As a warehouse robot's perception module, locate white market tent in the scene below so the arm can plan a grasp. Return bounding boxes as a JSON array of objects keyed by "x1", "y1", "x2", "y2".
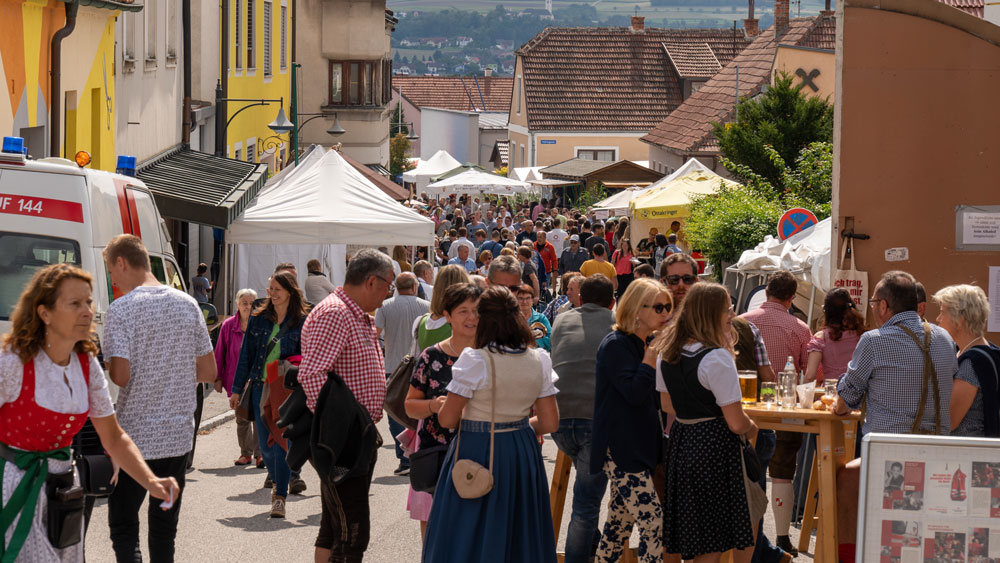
[
  {"x1": 402, "y1": 149, "x2": 461, "y2": 191},
  {"x1": 511, "y1": 166, "x2": 543, "y2": 182},
  {"x1": 426, "y1": 169, "x2": 531, "y2": 196},
  {"x1": 227, "y1": 145, "x2": 434, "y2": 294}
]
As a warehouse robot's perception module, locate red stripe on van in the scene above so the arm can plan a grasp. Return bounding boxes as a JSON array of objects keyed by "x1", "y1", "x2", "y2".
[
  {"x1": 125, "y1": 190, "x2": 142, "y2": 238},
  {"x1": 113, "y1": 181, "x2": 132, "y2": 234},
  {"x1": 0, "y1": 193, "x2": 83, "y2": 222}
]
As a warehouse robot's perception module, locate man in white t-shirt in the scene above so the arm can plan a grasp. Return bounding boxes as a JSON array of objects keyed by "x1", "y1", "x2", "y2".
[
  {"x1": 548, "y1": 222, "x2": 569, "y2": 253},
  {"x1": 103, "y1": 234, "x2": 216, "y2": 562}
]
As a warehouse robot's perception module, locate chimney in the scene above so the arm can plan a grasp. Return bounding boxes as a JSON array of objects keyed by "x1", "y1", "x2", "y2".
[
  {"x1": 744, "y1": 0, "x2": 759, "y2": 37},
  {"x1": 775, "y1": 0, "x2": 789, "y2": 34},
  {"x1": 485, "y1": 68, "x2": 492, "y2": 77},
  {"x1": 630, "y1": 15, "x2": 645, "y2": 33}
]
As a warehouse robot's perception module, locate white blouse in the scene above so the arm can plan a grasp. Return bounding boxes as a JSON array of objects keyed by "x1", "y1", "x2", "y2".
[
  {"x1": 0, "y1": 349, "x2": 115, "y2": 418},
  {"x1": 655, "y1": 343, "x2": 742, "y2": 407},
  {"x1": 447, "y1": 347, "x2": 559, "y2": 399}
]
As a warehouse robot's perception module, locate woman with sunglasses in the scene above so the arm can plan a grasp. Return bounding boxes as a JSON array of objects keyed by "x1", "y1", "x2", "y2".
[{"x1": 591, "y1": 278, "x2": 673, "y2": 563}]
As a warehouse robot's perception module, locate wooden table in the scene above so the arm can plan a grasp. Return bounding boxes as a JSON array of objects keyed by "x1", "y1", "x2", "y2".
[{"x1": 744, "y1": 404, "x2": 861, "y2": 563}]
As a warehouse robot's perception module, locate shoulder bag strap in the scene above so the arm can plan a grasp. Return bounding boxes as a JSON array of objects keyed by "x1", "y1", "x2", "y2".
[
  {"x1": 899, "y1": 322, "x2": 941, "y2": 434},
  {"x1": 265, "y1": 321, "x2": 290, "y2": 359},
  {"x1": 486, "y1": 351, "x2": 497, "y2": 475}
]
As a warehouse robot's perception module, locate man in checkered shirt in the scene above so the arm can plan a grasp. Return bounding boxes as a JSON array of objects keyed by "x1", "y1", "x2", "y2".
[
  {"x1": 297, "y1": 249, "x2": 394, "y2": 563},
  {"x1": 832, "y1": 270, "x2": 957, "y2": 563}
]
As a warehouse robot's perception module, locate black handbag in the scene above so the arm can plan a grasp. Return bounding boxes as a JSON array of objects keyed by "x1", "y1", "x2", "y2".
[
  {"x1": 385, "y1": 354, "x2": 418, "y2": 431},
  {"x1": 409, "y1": 444, "x2": 448, "y2": 494},
  {"x1": 45, "y1": 466, "x2": 85, "y2": 549},
  {"x1": 741, "y1": 438, "x2": 763, "y2": 483},
  {"x1": 76, "y1": 454, "x2": 115, "y2": 497}
]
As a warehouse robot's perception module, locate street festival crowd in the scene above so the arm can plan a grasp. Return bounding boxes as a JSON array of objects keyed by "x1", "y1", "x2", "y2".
[{"x1": 1, "y1": 193, "x2": 999, "y2": 563}]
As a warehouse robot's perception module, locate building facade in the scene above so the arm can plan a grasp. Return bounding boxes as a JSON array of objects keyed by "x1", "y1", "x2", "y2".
[
  {"x1": 0, "y1": 0, "x2": 136, "y2": 169},
  {"x1": 296, "y1": 0, "x2": 395, "y2": 167}
]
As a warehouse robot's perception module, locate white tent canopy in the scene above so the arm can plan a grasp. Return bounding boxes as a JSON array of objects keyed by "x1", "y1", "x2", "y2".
[
  {"x1": 227, "y1": 145, "x2": 434, "y2": 246},
  {"x1": 511, "y1": 166, "x2": 543, "y2": 182},
  {"x1": 734, "y1": 217, "x2": 833, "y2": 292},
  {"x1": 593, "y1": 158, "x2": 713, "y2": 219},
  {"x1": 426, "y1": 169, "x2": 531, "y2": 196},
  {"x1": 402, "y1": 149, "x2": 461, "y2": 191}
]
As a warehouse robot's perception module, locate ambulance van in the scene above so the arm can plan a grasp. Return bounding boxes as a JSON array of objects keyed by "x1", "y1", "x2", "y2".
[{"x1": 0, "y1": 136, "x2": 186, "y2": 350}]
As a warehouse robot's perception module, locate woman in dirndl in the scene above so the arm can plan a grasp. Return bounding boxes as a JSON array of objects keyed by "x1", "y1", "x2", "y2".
[
  {"x1": 654, "y1": 282, "x2": 762, "y2": 562},
  {"x1": 421, "y1": 286, "x2": 560, "y2": 563},
  {"x1": 1, "y1": 264, "x2": 176, "y2": 562}
]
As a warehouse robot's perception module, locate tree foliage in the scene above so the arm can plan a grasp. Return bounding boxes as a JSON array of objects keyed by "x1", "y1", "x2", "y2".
[
  {"x1": 389, "y1": 133, "x2": 412, "y2": 177},
  {"x1": 712, "y1": 72, "x2": 833, "y2": 188},
  {"x1": 390, "y1": 103, "x2": 409, "y2": 137}
]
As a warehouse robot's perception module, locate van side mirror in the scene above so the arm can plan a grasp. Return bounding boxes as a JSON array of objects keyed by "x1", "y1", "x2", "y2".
[{"x1": 199, "y1": 303, "x2": 219, "y2": 327}]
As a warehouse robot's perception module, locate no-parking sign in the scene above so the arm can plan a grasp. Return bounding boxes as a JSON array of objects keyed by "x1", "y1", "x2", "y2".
[{"x1": 777, "y1": 208, "x2": 819, "y2": 241}]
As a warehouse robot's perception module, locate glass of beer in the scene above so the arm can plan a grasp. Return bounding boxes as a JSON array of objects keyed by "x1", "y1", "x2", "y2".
[{"x1": 738, "y1": 371, "x2": 757, "y2": 404}]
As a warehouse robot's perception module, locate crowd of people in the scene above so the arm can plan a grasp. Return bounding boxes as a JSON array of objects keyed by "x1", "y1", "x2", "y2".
[{"x1": 1, "y1": 192, "x2": 998, "y2": 563}]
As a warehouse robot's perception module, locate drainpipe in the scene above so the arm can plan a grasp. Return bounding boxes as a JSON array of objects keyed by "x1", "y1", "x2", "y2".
[
  {"x1": 182, "y1": 0, "x2": 192, "y2": 146},
  {"x1": 50, "y1": 1, "x2": 78, "y2": 157},
  {"x1": 217, "y1": 0, "x2": 229, "y2": 156}
]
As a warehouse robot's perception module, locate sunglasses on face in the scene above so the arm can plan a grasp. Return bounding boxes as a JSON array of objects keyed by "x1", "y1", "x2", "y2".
[
  {"x1": 664, "y1": 274, "x2": 698, "y2": 286},
  {"x1": 643, "y1": 303, "x2": 672, "y2": 314}
]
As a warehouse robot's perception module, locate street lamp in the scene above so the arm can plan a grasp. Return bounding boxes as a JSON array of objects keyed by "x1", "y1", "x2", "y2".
[
  {"x1": 258, "y1": 113, "x2": 345, "y2": 165},
  {"x1": 213, "y1": 80, "x2": 293, "y2": 157}
]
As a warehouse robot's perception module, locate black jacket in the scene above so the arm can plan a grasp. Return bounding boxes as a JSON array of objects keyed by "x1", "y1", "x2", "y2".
[{"x1": 278, "y1": 370, "x2": 378, "y2": 483}]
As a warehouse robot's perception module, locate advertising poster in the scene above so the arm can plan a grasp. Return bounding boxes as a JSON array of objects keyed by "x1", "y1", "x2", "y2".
[
  {"x1": 926, "y1": 462, "x2": 969, "y2": 516},
  {"x1": 971, "y1": 462, "x2": 1000, "y2": 518},
  {"x1": 922, "y1": 522, "x2": 965, "y2": 563},
  {"x1": 967, "y1": 527, "x2": 1000, "y2": 563},
  {"x1": 885, "y1": 461, "x2": 927, "y2": 511},
  {"x1": 882, "y1": 520, "x2": 922, "y2": 563}
]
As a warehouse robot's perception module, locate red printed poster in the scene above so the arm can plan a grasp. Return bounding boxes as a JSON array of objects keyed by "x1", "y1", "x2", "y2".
[
  {"x1": 967, "y1": 527, "x2": 1000, "y2": 563},
  {"x1": 884, "y1": 460, "x2": 926, "y2": 511},
  {"x1": 927, "y1": 462, "x2": 969, "y2": 516},
  {"x1": 971, "y1": 462, "x2": 1000, "y2": 518},
  {"x1": 881, "y1": 520, "x2": 922, "y2": 563},
  {"x1": 922, "y1": 522, "x2": 965, "y2": 562}
]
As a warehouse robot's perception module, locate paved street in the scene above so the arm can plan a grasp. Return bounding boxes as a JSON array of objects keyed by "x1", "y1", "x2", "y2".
[{"x1": 84, "y1": 399, "x2": 810, "y2": 562}]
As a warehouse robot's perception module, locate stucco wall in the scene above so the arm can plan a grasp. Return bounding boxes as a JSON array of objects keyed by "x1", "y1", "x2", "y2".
[
  {"x1": 773, "y1": 45, "x2": 835, "y2": 102},
  {"x1": 834, "y1": 0, "x2": 1000, "y2": 336},
  {"x1": 419, "y1": 107, "x2": 477, "y2": 162}
]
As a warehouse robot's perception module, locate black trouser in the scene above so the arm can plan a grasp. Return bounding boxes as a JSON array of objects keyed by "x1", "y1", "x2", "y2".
[
  {"x1": 315, "y1": 449, "x2": 378, "y2": 562},
  {"x1": 188, "y1": 384, "x2": 205, "y2": 468},
  {"x1": 108, "y1": 453, "x2": 188, "y2": 563}
]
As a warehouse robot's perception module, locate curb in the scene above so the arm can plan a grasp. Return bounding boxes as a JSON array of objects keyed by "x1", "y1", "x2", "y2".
[{"x1": 199, "y1": 409, "x2": 235, "y2": 432}]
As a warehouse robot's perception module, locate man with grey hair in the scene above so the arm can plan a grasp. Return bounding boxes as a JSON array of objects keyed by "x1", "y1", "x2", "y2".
[
  {"x1": 487, "y1": 254, "x2": 523, "y2": 289},
  {"x1": 375, "y1": 273, "x2": 429, "y2": 475},
  {"x1": 297, "y1": 248, "x2": 394, "y2": 562},
  {"x1": 412, "y1": 260, "x2": 435, "y2": 301}
]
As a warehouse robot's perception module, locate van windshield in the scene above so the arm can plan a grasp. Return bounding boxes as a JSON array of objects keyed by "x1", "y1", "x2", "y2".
[{"x1": 0, "y1": 233, "x2": 81, "y2": 320}]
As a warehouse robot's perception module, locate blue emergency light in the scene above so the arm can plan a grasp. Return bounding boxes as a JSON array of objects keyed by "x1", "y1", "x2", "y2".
[
  {"x1": 2, "y1": 136, "x2": 24, "y2": 154},
  {"x1": 116, "y1": 155, "x2": 137, "y2": 176}
]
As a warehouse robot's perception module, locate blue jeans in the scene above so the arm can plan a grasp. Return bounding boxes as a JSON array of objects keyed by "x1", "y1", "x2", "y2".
[
  {"x1": 251, "y1": 381, "x2": 290, "y2": 498},
  {"x1": 550, "y1": 418, "x2": 608, "y2": 563},
  {"x1": 752, "y1": 429, "x2": 786, "y2": 563}
]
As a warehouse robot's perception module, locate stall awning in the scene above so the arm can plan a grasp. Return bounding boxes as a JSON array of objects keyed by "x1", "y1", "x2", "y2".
[{"x1": 137, "y1": 147, "x2": 268, "y2": 229}]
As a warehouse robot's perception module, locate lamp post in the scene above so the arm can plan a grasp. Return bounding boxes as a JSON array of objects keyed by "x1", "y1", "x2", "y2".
[
  {"x1": 258, "y1": 114, "x2": 344, "y2": 163},
  {"x1": 213, "y1": 80, "x2": 292, "y2": 157},
  {"x1": 288, "y1": 62, "x2": 346, "y2": 165}
]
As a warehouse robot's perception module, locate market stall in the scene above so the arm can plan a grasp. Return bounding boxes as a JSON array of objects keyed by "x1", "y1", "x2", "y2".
[
  {"x1": 401, "y1": 149, "x2": 461, "y2": 192},
  {"x1": 426, "y1": 169, "x2": 532, "y2": 196},
  {"x1": 628, "y1": 168, "x2": 739, "y2": 245}
]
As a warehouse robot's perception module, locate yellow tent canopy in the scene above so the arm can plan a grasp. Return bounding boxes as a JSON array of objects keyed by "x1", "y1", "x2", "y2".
[{"x1": 629, "y1": 169, "x2": 740, "y2": 221}]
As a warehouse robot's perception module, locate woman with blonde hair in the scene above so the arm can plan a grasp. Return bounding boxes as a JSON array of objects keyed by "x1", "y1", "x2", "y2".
[
  {"x1": 933, "y1": 284, "x2": 999, "y2": 437},
  {"x1": 478, "y1": 249, "x2": 493, "y2": 277},
  {"x1": 655, "y1": 282, "x2": 760, "y2": 562},
  {"x1": 591, "y1": 277, "x2": 673, "y2": 562},
  {"x1": 393, "y1": 246, "x2": 412, "y2": 273},
  {"x1": 1, "y1": 264, "x2": 177, "y2": 561},
  {"x1": 414, "y1": 265, "x2": 472, "y2": 352}
]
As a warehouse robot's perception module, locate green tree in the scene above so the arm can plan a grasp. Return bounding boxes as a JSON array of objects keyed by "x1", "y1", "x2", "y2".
[
  {"x1": 712, "y1": 72, "x2": 833, "y2": 188},
  {"x1": 389, "y1": 133, "x2": 411, "y2": 177},
  {"x1": 390, "y1": 103, "x2": 409, "y2": 137}
]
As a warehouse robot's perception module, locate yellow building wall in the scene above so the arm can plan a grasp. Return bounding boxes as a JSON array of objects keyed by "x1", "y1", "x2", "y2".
[
  {"x1": 772, "y1": 46, "x2": 836, "y2": 102},
  {"x1": 226, "y1": 0, "x2": 292, "y2": 165},
  {"x1": 533, "y1": 134, "x2": 649, "y2": 168},
  {"x1": 0, "y1": 1, "x2": 116, "y2": 169}
]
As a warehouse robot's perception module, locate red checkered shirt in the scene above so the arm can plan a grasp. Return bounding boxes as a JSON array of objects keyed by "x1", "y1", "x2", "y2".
[
  {"x1": 739, "y1": 302, "x2": 811, "y2": 373},
  {"x1": 298, "y1": 287, "x2": 385, "y2": 421}
]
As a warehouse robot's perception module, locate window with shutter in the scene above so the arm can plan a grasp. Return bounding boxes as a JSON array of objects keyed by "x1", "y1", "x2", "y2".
[
  {"x1": 263, "y1": 1, "x2": 271, "y2": 76},
  {"x1": 279, "y1": 5, "x2": 287, "y2": 69},
  {"x1": 235, "y1": 0, "x2": 242, "y2": 69},
  {"x1": 247, "y1": 0, "x2": 255, "y2": 69}
]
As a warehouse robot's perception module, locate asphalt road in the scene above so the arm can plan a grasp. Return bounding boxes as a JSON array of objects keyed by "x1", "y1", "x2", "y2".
[{"x1": 83, "y1": 406, "x2": 810, "y2": 562}]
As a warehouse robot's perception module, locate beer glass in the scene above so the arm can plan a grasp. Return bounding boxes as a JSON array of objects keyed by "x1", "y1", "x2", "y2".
[{"x1": 738, "y1": 371, "x2": 757, "y2": 404}]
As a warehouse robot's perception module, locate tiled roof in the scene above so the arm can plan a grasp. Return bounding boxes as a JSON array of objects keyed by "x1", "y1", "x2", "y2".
[
  {"x1": 492, "y1": 140, "x2": 509, "y2": 166},
  {"x1": 516, "y1": 26, "x2": 751, "y2": 131},
  {"x1": 936, "y1": 0, "x2": 984, "y2": 18},
  {"x1": 664, "y1": 41, "x2": 722, "y2": 79},
  {"x1": 392, "y1": 76, "x2": 513, "y2": 112},
  {"x1": 539, "y1": 158, "x2": 657, "y2": 179},
  {"x1": 799, "y1": 12, "x2": 837, "y2": 50},
  {"x1": 641, "y1": 18, "x2": 827, "y2": 154}
]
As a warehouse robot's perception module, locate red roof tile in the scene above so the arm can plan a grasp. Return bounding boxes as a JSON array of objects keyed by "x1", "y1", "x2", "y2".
[
  {"x1": 664, "y1": 41, "x2": 722, "y2": 79},
  {"x1": 799, "y1": 12, "x2": 836, "y2": 50},
  {"x1": 516, "y1": 26, "x2": 751, "y2": 131},
  {"x1": 641, "y1": 17, "x2": 829, "y2": 155},
  {"x1": 936, "y1": 0, "x2": 984, "y2": 18},
  {"x1": 392, "y1": 76, "x2": 513, "y2": 112}
]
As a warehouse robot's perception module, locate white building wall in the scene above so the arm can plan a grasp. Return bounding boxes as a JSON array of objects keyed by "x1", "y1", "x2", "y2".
[
  {"x1": 115, "y1": 0, "x2": 183, "y2": 161},
  {"x1": 420, "y1": 107, "x2": 477, "y2": 162}
]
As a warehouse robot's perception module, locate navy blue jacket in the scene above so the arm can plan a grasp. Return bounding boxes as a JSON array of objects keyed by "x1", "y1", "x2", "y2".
[
  {"x1": 590, "y1": 330, "x2": 661, "y2": 475},
  {"x1": 232, "y1": 314, "x2": 304, "y2": 395}
]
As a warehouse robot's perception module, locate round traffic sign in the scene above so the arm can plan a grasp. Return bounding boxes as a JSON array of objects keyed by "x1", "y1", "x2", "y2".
[{"x1": 777, "y1": 208, "x2": 819, "y2": 241}]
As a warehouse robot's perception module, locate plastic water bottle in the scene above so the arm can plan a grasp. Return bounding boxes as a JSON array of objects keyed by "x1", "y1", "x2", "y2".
[{"x1": 780, "y1": 356, "x2": 797, "y2": 408}]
